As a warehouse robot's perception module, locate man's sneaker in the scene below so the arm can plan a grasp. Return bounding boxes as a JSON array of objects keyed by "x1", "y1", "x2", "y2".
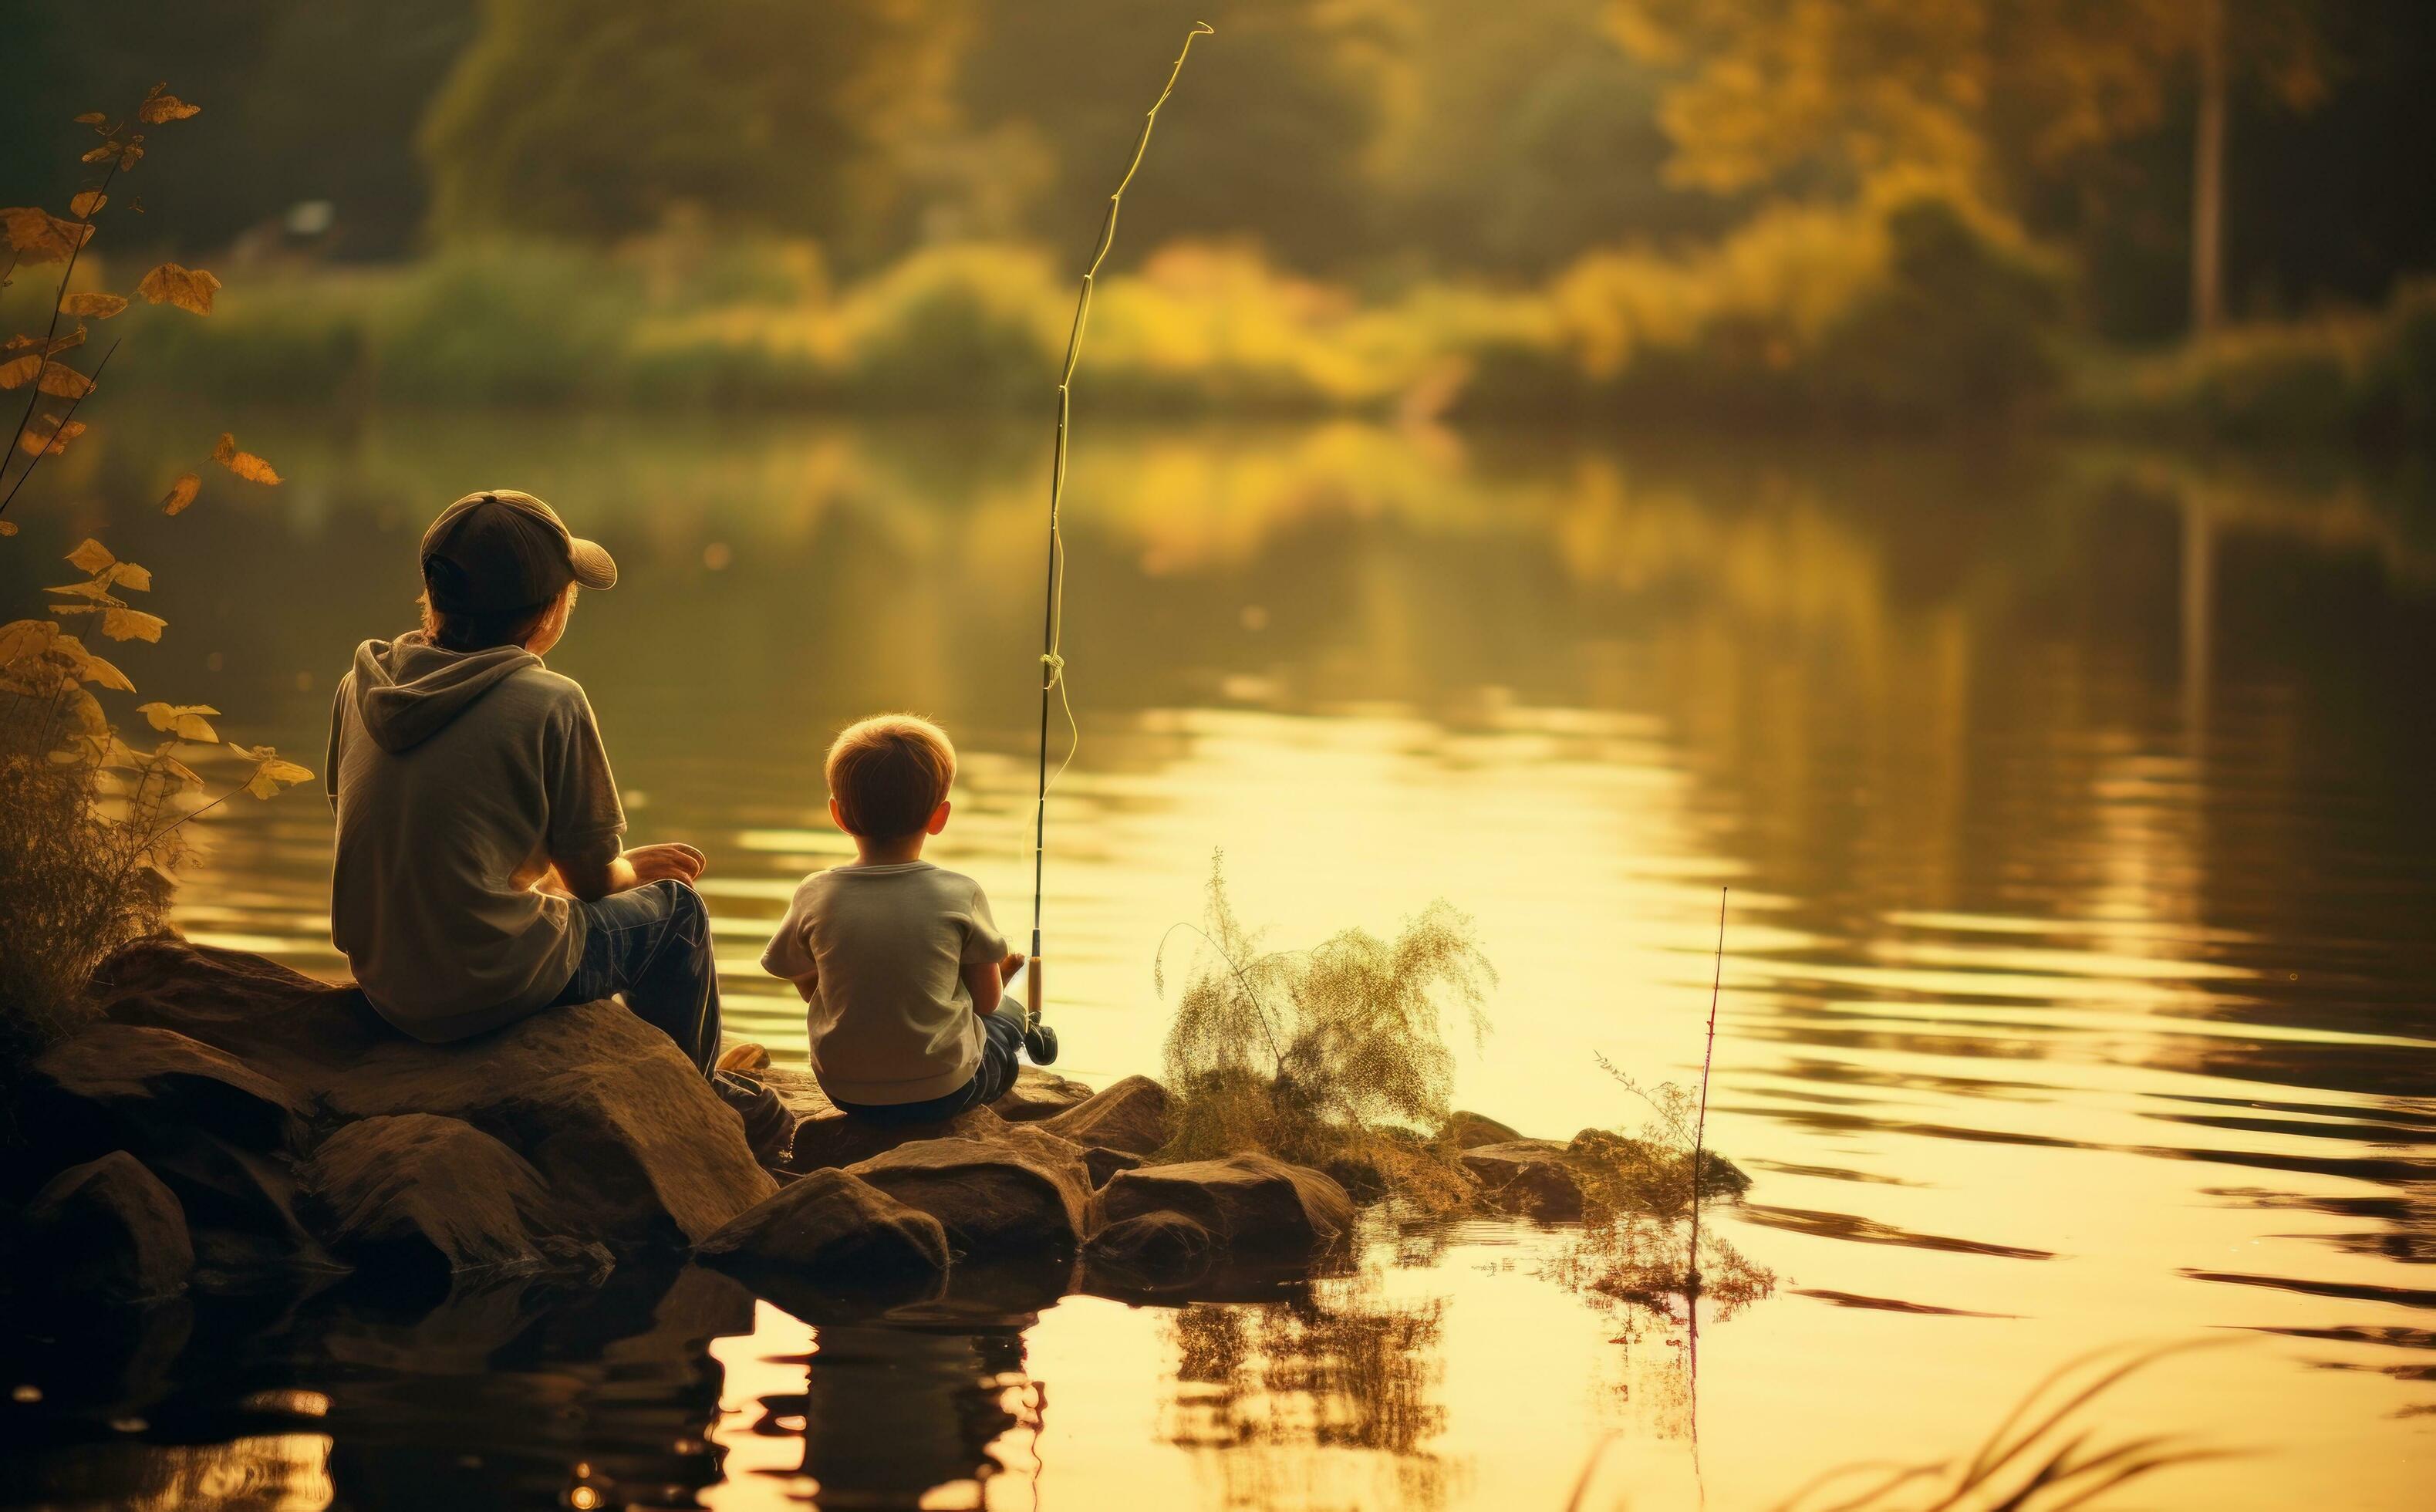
[{"x1": 717, "y1": 1041, "x2": 771, "y2": 1073}]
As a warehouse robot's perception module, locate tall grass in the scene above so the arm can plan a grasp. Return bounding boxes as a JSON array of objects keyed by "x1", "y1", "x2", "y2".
[{"x1": 1153, "y1": 853, "x2": 1494, "y2": 1210}]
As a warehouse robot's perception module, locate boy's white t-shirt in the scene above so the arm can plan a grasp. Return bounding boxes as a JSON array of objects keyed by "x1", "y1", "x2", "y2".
[{"x1": 760, "y1": 861, "x2": 1011, "y2": 1105}]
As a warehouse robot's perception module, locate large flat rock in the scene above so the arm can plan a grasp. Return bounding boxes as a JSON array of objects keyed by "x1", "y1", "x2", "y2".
[{"x1": 89, "y1": 937, "x2": 776, "y2": 1247}]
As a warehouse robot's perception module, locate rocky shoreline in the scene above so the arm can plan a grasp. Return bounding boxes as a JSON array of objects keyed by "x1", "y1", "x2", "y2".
[{"x1": 5, "y1": 937, "x2": 1732, "y2": 1318}]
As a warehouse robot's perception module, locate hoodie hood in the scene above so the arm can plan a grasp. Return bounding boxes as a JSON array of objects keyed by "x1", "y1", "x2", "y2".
[{"x1": 347, "y1": 633, "x2": 540, "y2": 754}]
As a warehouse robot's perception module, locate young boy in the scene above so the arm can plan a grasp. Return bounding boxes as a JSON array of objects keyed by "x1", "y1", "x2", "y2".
[{"x1": 760, "y1": 714, "x2": 1052, "y2": 1122}]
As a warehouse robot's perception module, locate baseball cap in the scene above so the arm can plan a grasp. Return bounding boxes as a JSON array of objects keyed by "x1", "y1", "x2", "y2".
[{"x1": 420, "y1": 488, "x2": 617, "y2": 616}]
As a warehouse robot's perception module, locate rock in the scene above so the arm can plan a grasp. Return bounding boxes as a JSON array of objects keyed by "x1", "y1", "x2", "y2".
[
  {"x1": 1037, "y1": 1075, "x2": 1171, "y2": 1157},
  {"x1": 91, "y1": 938, "x2": 777, "y2": 1247},
  {"x1": 1085, "y1": 1210, "x2": 1214, "y2": 1291},
  {"x1": 1442, "y1": 1110, "x2": 1525, "y2": 1149},
  {"x1": 1084, "y1": 1147, "x2": 1143, "y2": 1187},
  {"x1": 22, "y1": 1153, "x2": 193, "y2": 1302},
  {"x1": 747, "y1": 1065, "x2": 835, "y2": 1121},
  {"x1": 28, "y1": 1022, "x2": 311, "y2": 1164},
  {"x1": 1098, "y1": 1153, "x2": 1354, "y2": 1257},
  {"x1": 139, "y1": 1128, "x2": 344, "y2": 1283},
  {"x1": 1459, "y1": 1139, "x2": 1585, "y2": 1221},
  {"x1": 989, "y1": 1066, "x2": 1094, "y2": 1122},
  {"x1": 696, "y1": 1169, "x2": 950, "y2": 1288},
  {"x1": 787, "y1": 1105, "x2": 1007, "y2": 1175},
  {"x1": 1564, "y1": 1129, "x2": 1753, "y2": 1206},
  {"x1": 302, "y1": 1115, "x2": 606, "y2": 1281},
  {"x1": 846, "y1": 1125, "x2": 1097, "y2": 1255}
]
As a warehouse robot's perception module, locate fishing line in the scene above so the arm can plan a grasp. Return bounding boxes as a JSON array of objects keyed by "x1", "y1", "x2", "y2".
[{"x1": 1024, "y1": 20, "x2": 1213, "y2": 1041}]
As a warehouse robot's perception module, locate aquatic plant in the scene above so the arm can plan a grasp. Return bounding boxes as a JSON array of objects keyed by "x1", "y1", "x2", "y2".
[
  {"x1": 1763, "y1": 1342, "x2": 2231, "y2": 1512},
  {"x1": 1547, "y1": 1055, "x2": 1774, "y2": 1315},
  {"x1": 1154, "y1": 852, "x2": 1493, "y2": 1210},
  {"x1": 1, "y1": 86, "x2": 310, "y2": 1065}
]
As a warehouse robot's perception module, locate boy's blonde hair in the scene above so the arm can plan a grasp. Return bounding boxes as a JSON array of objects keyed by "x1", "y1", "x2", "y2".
[{"x1": 827, "y1": 714, "x2": 956, "y2": 839}]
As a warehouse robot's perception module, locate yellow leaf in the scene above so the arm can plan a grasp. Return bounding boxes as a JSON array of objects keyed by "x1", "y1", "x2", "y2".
[
  {"x1": 59, "y1": 292, "x2": 127, "y2": 319},
  {"x1": 138, "y1": 85, "x2": 201, "y2": 124},
  {"x1": 80, "y1": 143, "x2": 117, "y2": 165},
  {"x1": 107, "y1": 561, "x2": 150, "y2": 592},
  {"x1": 57, "y1": 633, "x2": 136, "y2": 691},
  {"x1": 64, "y1": 538, "x2": 115, "y2": 574},
  {"x1": 0, "y1": 520, "x2": 17, "y2": 535},
  {"x1": 73, "y1": 112, "x2": 107, "y2": 127},
  {"x1": 69, "y1": 191, "x2": 106, "y2": 218},
  {"x1": 101, "y1": 607, "x2": 166, "y2": 643},
  {"x1": 148, "y1": 747, "x2": 203, "y2": 793},
  {"x1": 238, "y1": 746, "x2": 312, "y2": 798},
  {"x1": 137, "y1": 263, "x2": 220, "y2": 316},
  {"x1": 20, "y1": 415, "x2": 86, "y2": 457},
  {"x1": 36, "y1": 364, "x2": 94, "y2": 399},
  {"x1": 46, "y1": 582, "x2": 117, "y2": 603},
  {"x1": 137, "y1": 701, "x2": 219, "y2": 741},
  {"x1": 5, "y1": 329, "x2": 85, "y2": 356},
  {"x1": 0, "y1": 356, "x2": 39, "y2": 390},
  {"x1": 161, "y1": 472, "x2": 200, "y2": 515},
  {"x1": 0, "y1": 619, "x2": 59, "y2": 666},
  {"x1": 116, "y1": 142, "x2": 146, "y2": 170},
  {"x1": 2, "y1": 207, "x2": 93, "y2": 262},
  {"x1": 210, "y1": 432, "x2": 282, "y2": 485}
]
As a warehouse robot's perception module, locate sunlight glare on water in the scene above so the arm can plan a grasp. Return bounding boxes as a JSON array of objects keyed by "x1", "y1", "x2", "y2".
[{"x1": 11, "y1": 407, "x2": 2432, "y2": 1509}]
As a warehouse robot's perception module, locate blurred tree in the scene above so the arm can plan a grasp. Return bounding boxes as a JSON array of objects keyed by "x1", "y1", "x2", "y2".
[
  {"x1": 418, "y1": 0, "x2": 958, "y2": 253},
  {"x1": 1379, "y1": 0, "x2": 1737, "y2": 275},
  {"x1": 952, "y1": 0, "x2": 1401, "y2": 271},
  {"x1": 0, "y1": 0, "x2": 474, "y2": 259},
  {"x1": 1609, "y1": 0, "x2": 2336, "y2": 334}
]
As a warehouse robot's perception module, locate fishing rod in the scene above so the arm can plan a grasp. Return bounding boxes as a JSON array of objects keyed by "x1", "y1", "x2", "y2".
[{"x1": 1024, "y1": 21, "x2": 1214, "y2": 1060}]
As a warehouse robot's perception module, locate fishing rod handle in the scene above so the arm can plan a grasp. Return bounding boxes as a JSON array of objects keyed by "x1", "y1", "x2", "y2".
[{"x1": 1025, "y1": 955, "x2": 1044, "y2": 1026}]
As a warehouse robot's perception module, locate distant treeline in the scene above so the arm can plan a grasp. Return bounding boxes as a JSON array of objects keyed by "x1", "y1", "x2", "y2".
[
  {"x1": 54, "y1": 184, "x2": 2431, "y2": 448},
  {"x1": 9, "y1": 0, "x2": 2436, "y2": 344}
]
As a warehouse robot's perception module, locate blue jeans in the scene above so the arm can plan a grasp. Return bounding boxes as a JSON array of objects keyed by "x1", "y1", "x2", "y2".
[
  {"x1": 546, "y1": 879, "x2": 791, "y2": 1157},
  {"x1": 831, "y1": 1002, "x2": 1027, "y2": 1124}
]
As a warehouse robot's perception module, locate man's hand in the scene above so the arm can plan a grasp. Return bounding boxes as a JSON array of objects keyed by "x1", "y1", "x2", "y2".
[
  {"x1": 553, "y1": 842, "x2": 707, "y2": 900},
  {"x1": 626, "y1": 842, "x2": 707, "y2": 886},
  {"x1": 999, "y1": 951, "x2": 1027, "y2": 984}
]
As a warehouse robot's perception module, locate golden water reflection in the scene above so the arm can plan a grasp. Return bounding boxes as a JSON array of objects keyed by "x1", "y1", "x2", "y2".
[{"x1": 6, "y1": 407, "x2": 2432, "y2": 1507}]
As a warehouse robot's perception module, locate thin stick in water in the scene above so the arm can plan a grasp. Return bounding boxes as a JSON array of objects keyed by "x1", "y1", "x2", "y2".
[{"x1": 1687, "y1": 886, "x2": 1726, "y2": 1292}]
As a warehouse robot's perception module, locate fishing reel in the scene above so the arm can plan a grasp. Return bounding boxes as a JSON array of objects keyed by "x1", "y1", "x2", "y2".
[{"x1": 1021, "y1": 953, "x2": 1058, "y2": 1065}]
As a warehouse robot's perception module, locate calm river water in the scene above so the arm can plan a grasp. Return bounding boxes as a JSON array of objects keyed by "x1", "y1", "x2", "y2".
[{"x1": 3, "y1": 407, "x2": 2432, "y2": 1509}]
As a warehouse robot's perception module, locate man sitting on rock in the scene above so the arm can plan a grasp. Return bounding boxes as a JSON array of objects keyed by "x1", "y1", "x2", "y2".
[{"x1": 323, "y1": 488, "x2": 791, "y2": 1163}]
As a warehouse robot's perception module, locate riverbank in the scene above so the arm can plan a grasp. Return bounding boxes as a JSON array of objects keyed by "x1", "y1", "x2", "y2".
[{"x1": 39, "y1": 190, "x2": 2430, "y2": 450}]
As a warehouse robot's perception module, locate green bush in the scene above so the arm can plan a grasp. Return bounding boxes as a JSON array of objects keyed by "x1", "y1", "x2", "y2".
[
  {"x1": 2077, "y1": 279, "x2": 2436, "y2": 451},
  {"x1": 371, "y1": 243, "x2": 643, "y2": 404}
]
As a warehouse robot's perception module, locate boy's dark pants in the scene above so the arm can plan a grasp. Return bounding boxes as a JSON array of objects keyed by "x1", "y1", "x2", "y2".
[
  {"x1": 832, "y1": 1002, "x2": 1027, "y2": 1125},
  {"x1": 546, "y1": 879, "x2": 791, "y2": 1156}
]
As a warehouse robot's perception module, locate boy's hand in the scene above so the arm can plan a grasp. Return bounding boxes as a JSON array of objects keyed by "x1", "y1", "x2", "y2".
[
  {"x1": 999, "y1": 952, "x2": 1026, "y2": 984},
  {"x1": 627, "y1": 842, "x2": 707, "y2": 885}
]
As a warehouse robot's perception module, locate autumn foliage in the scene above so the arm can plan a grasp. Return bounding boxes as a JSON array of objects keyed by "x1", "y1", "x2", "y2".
[{"x1": 0, "y1": 84, "x2": 307, "y2": 1062}]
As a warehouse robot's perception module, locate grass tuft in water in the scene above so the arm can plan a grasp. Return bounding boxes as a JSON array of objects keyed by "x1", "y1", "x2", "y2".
[
  {"x1": 1548, "y1": 1055, "x2": 1776, "y2": 1313},
  {"x1": 1766, "y1": 1340, "x2": 2234, "y2": 1511},
  {"x1": 1155, "y1": 852, "x2": 1493, "y2": 1211}
]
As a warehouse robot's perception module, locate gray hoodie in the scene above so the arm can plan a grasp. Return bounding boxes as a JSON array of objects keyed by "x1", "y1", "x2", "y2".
[{"x1": 325, "y1": 633, "x2": 626, "y2": 1041}]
